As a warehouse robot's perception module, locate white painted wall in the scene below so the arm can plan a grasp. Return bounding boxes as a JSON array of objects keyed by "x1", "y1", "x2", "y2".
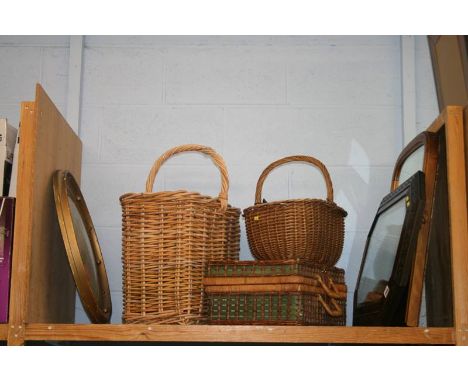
[
  {"x1": 415, "y1": 36, "x2": 439, "y2": 132},
  {"x1": 0, "y1": 35, "x2": 439, "y2": 325}
]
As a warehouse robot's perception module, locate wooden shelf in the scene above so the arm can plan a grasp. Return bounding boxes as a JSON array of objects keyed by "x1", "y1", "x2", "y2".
[
  {"x1": 0, "y1": 324, "x2": 7, "y2": 340},
  {"x1": 3, "y1": 91, "x2": 466, "y2": 345},
  {"x1": 22, "y1": 324, "x2": 454, "y2": 345}
]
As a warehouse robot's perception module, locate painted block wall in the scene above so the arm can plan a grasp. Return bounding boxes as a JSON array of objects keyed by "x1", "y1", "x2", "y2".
[
  {"x1": 0, "y1": 36, "x2": 439, "y2": 325},
  {"x1": 415, "y1": 36, "x2": 439, "y2": 132}
]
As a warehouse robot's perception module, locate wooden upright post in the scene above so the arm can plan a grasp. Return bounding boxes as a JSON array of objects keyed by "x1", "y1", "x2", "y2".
[
  {"x1": 7, "y1": 102, "x2": 36, "y2": 345},
  {"x1": 444, "y1": 107, "x2": 468, "y2": 345}
]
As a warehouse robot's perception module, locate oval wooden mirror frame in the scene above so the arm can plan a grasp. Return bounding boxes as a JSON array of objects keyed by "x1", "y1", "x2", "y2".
[
  {"x1": 390, "y1": 131, "x2": 439, "y2": 326},
  {"x1": 53, "y1": 170, "x2": 112, "y2": 323},
  {"x1": 391, "y1": 132, "x2": 438, "y2": 191}
]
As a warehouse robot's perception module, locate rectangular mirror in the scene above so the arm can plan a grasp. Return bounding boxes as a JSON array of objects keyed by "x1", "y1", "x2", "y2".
[{"x1": 354, "y1": 171, "x2": 425, "y2": 326}]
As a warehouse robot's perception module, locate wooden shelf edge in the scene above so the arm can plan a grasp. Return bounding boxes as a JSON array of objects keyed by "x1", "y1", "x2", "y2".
[
  {"x1": 23, "y1": 324, "x2": 455, "y2": 344},
  {"x1": 0, "y1": 324, "x2": 8, "y2": 340}
]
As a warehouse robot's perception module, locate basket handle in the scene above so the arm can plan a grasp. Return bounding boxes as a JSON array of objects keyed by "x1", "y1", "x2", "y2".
[
  {"x1": 318, "y1": 295, "x2": 343, "y2": 318},
  {"x1": 145, "y1": 144, "x2": 229, "y2": 210},
  {"x1": 314, "y1": 275, "x2": 342, "y2": 299},
  {"x1": 254, "y1": 155, "x2": 334, "y2": 204}
]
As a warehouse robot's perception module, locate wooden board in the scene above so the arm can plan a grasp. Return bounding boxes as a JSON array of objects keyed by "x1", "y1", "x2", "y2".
[
  {"x1": 7, "y1": 102, "x2": 35, "y2": 345},
  {"x1": 428, "y1": 36, "x2": 468, "y2": 109},
  {"x1": 428, "y1": 36, "x2": 468, "y2": 209},
  {"x1": 425, "y1": 130, "x2": 453, "y2": 327},
  {"x1": 464, "y1": 106, "x2": 468, "y2": 198},
  {"x1": 8, "y1": 84, "x2": 82, "y2": 345},
  {"x1": 0, "y1": 324, "x2": 7, "y2": 340},
  {"x1": 444, "y1": 108, "x2": 468, "y2": 345},
  {"x1": 426, "y1": 107, "x2": 468, "y2": 344},
  {"x1": 23, "y1": 324, "x2": 454, "y2": 345}
]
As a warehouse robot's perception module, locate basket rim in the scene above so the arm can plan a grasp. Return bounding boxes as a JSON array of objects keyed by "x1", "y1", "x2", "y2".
[
  {"x1": 242, "y1": 197, "x2": 347, "y2": 217},
  {"x1": 120, "y1": 189, "x2": 240, "y2": 211},
  {"x1": 206, "y1": 259, "x2": 345, "y2": 271}
]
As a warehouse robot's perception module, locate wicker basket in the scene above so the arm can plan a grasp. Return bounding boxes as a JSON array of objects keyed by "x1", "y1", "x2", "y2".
[
  {"x1": 120, "y1": 144, "x2": 241, "y2": 324},
  {"x1": 205, "y1": 259, "x2": 345, "y2": 283},
  {"x1": 244, "y1": 156, "x2": 347, "y2": 265},
  {"x1": 203, "y1": 261, "x2": 346, "y2": 326},
  {"x1": 205, "y1": 292, "x2": 346, "y2": 326}
]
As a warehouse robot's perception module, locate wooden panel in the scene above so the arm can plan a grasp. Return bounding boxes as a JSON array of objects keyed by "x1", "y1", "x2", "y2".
[
  {"x1": 423, "y1": 107, "x2": 468, "y2": 343},
  {"x1": 428, "y1": 36, "x2": 468, "y2": 201},
  {"x1": 27, "y1": 85, "x2": 82, "y2": 323},
  {"x1": 425, "y1": 130, "x2": 453, "y2": 326},
  {"x1": 8, "y1": 102, "x2": 37, "y2": 345},
  {"x1": 464, "y1": 105, "x2": 468, "y2": 200},
  {"x1": 0, "y1": 324, "x2": 7, "y2": 340},
  {"x1": 8, "y1": 85, "x2": 82, "y2": 345},
  {"x1": 444, "y1": 107, "x2": 468, "y2": 345},
  {"x1": 23, "y1": 324, "x2": 455, "y2": 344},
  {"x1": 428, "y1": 36, "x2": 468, "y2": 109}
]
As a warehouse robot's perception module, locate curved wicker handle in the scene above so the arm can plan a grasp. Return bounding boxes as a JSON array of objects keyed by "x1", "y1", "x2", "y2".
[
  {"x1": 145, "y1": 144, "x2": 229, "y2": 210},
  {"x1": 254, "y1": 155, "x2": 334, "y2": 204},
  {"x1": 318, "y1": 295, "x2": 343, "y2": 317},
  {"x1": 314, "y1": 275, "x2": 342, "y2": 299}
]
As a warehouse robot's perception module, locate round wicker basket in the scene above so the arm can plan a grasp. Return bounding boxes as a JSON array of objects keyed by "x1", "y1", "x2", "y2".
[{"x1": 243, "y1": 155, "x2": 347, "y2": 266}]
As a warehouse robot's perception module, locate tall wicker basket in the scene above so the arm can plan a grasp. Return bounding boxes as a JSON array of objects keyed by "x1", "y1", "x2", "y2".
[
  {"x1": 120, "y1": 144, "x2": 241, "y2": 324},
  {"x1": 244, "y1": 155, "x2": 347, "y2": 265}
]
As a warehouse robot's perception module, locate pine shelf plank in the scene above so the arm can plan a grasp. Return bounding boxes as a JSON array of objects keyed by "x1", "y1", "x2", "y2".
[
  {"x1": 24, "y1": 324, "x2": 454, "y2": 345},
  {"x1": 0, "y1": 324, "x2": 7, "y2": 340}
]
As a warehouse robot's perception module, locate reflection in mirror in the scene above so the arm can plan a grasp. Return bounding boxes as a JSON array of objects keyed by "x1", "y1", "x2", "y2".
[
  {"x1": 356, "y1": 197, "x2": 407, "y2": 306},
  {"x1": 398, "y1": 145, "x2": 424, "y2": 185},
  {"x1": 68, "y1": 195, "x2": 101, "y2": 304}
]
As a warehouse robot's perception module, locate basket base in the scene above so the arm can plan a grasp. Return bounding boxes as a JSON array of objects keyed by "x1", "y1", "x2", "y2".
[{"x1": 204, "y1": 292, "x2": 346, "y2": 326}]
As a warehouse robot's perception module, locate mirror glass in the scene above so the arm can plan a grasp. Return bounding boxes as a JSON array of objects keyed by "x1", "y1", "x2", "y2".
[
  {"x1": 68, "y1": 195, "x2": 101, "y2": 304},
  {"x1": 399, "y1": 146, "x2": 424, "y2": 185},
  {"x1": 356, "y1": 197, "x2": 407, "y2": 306}
]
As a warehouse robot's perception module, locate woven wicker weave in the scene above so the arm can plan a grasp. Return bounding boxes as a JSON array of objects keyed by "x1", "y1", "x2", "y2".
[
  {"x1": 120, "y1": 144, "x2": 240, "y2": 324},
  {"x1": 205, "y1": 259, "x2": 345, "y2": 283},
  {"x1": 244, "y1": 156, "x2": 347, "y2": 265},
  {"x1": 203, "y1": 261, "x2": 346, "y2": 325},
  {"x1": 205, "y1": 292, "x2": 346, "y2": 326}
]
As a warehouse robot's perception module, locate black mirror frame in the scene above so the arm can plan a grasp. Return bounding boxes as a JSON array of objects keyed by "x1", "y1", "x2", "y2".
[{"x1": 353, "y1": 171, "x2": 425, "y2": 327}]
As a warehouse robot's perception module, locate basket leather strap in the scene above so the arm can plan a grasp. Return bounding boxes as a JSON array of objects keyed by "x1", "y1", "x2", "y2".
[
  {"x1": 145, "y1": 144, "x2": 229, "y2": 210},
  {"x1": 254, "y1": 155, "x2": 334, "y2": 204}
]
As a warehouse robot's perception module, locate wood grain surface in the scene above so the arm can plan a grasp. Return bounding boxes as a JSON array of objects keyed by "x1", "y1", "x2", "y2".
[
  {"x1": 464, "y1": 105, "x2": 468, "y2": 210},
  {"x1": 425, "y1": 130, "x2": 453, "y2": 327},
  {"x1": 8, "y1": 85, "x2": 82, "y2": 345},
  {"x1": 27, "y1": 85, "x2": 81, "y2": 324},
  {"x1": 24, "y1": 324, "x2": 454, "y2": 344},
  {"x1": 444, "y1": 107, "x2": 468, "y2": 345},
  {"x1": 0, "y1": 324, "x2": 7, "y2": 340},
  {"x1": 8, "y1": 102, "x2": 37, "y2": 345}
]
